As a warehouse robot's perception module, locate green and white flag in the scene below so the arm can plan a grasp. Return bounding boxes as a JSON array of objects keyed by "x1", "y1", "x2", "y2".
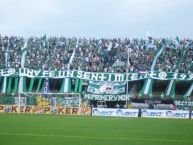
[
  {"x1": 140, "y1": 79, "x2": 153, "y2": 97},
  {"x1": 74, "y1": 78, "x2": 83, "y2": 93},
  {"x1": 60, "y1": 78, "x2": 71, "y2": 93},
  {"x1": 13, "y1": 77, "x2": 19, "y2": 94},
  {"x1": 87, "y1": 81, "x2": 126, "y2": 94},
  {"x1": 28, "y1": 78, "x2": 35, "y2": 92},
  {"x1": 0, "y1": 77, "x2": 2, "y2": 93},
  {"x1": 36, "y1": 78, "x2": 44, "y2": 93},
  {"x1": 2, "y1": 77, "x2": 7, "y2": 93},
  {"x1": 64, "y1": 78, "x2": 71, "y2": 93},
  {"x1": 183, "y1": 82, "x2": 193, "y2": 98},
  {"x1": 164, "y1": 80, "x2": 176, "y2": 98},
  {"x1": 18, "y1": 77, "x2": 26, "y2": 93},
  {"x1": 160, "y1": 92, "x2": 164, "y2": 99},
  {"x1": 6, "y1": 77, "x2": 13, "y2": 93}
]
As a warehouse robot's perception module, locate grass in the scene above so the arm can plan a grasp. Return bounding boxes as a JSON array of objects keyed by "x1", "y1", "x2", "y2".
[{"x1": 0, "y1": 113, "x2": 193, "y2": 145}]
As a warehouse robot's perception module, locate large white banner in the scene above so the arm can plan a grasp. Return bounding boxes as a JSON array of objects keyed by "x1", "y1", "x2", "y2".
[
  {"x1": 92, "y1": 108, "x2": 138, "y2": 117},
  {"x1": 1, "y1": 68, "x2": 193, "y2": 81},
  {"x1": 141, "y1": 109, "x2": 189, "y2": 119}
]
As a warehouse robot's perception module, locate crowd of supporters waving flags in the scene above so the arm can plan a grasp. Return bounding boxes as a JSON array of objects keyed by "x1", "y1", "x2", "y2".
[{"x1": 0, "y1": 35, "x2": 192, "y2": 99}]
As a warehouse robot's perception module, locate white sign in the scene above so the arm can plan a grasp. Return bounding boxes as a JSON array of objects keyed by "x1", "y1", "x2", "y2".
[
  {"x1": 141, "y1": 109, "x2": 189, "y2": 119},
  {"x1": 92, "y1": 108, "x2": 138, "y2": 117},
  {"x1": 192, "y1": 112, "x2": 193, "y2": 119},
  {"x1": 14, "y1": 97, "x2": 26, "y2": 105}
]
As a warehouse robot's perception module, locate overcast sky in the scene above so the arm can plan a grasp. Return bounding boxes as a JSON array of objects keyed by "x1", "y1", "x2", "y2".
[{"x1": 0, "y1": 0, "x2": 193, "y2": 38}]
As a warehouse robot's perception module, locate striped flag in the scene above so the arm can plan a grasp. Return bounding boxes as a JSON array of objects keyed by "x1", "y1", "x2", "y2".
[
  {"x1": 13, "y1": 77, "x2": 19, "y2": 94},
  {"x1": 74, "y1": 78, "x2": 83, "y2": 93},
  {"x1": 160, "y1": 92, "x2": 164, "y2": 99},
  {"x1": 140, "y1": 79, "x2": 153, "y2": 97},
  {"x1": 0, "y1": 77, "x2": 4, "y2": 93},
  {"x1": 183, "y1": 82, "x2": 193, "y2": 99},
  {"x1": 18, "y1": 77, "x2": 26, "y2": 93},
  {"x1": 28, "y1": 78, "x2": 35, "y2": 92},
  {"x1": 78, "y1": 79, "x2": 83, "y2": 93},
  {"x1": 60, "y1": 78, "x2": 72, "y2": 93},
  {"x1": 164, "y1": 80, "x2": 176, "y2": 98},
  {"x1": 6, "y1": 77, "x2": 12, "y2": 93},
  {"x1": 36, "y1": 78, "x2": 43, "y2": 93},
  {"x1": 2, "y1": 77, "x2": 7, "y2": 93},
  {"x1": 74, "y1": 78, "x2": 79, "y2": 93},
  {"x1": 0, "y1": 77, "x2": 2, "y2": 93}
]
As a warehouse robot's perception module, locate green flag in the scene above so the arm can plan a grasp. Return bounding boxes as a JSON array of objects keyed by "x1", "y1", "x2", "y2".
[
  {"x1": 28, "y1": 78, "x2": 35, "y2": 92},
  {"x1": 74, "y1": 78, "x2": 79, "y2": 93},
  {"x1": 23, "y1": 77, "x2": 26, "y2": 92},
  {"x1": 6, "y1": 77, "x2": 13, "y2": 94},
  {"x1": 140, "y1": 79, "x2": 153, "y2": 97},
  {"x1": 0, "y1": 77, "x2": 2, "y2": 93},
  {"x1": 60, "y1": 79, "x2": 65, "y2": 93},
  {"x1": 13, "y1": 77, "x2": 19, "y2": 94},
  {"x1": 60, "y1": 78, "x2": 72, "y2": 93},
  {"x1": 78, "y1": 79, "x2": 83, "y2": 93},
  {"x1": 183, "y1": 82, "x2": 193, "y2": 99},
  {"x1": 36, "y1": 78, "x2": 43, "y2": 93}
]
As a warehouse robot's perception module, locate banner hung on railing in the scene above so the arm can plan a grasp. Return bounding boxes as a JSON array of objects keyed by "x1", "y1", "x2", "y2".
[
  {"x1": 0, "y1": 68, "x2": 193, "y2": 81},
  {"x1": 87, "y1": 81, "x2": 126, "y2": 94},
  {"x1": 0, "y1": 105, "x2": 80, "y2": 114},
  {"x1": 84, "y1": 93, "x2": 129, "y2": 101},
  {"x1": 0, "y1": 95, "x2": 79, "y2": 107},
  {"x1": 0, "y1": 105, "x2": 91, "y2": 115}
]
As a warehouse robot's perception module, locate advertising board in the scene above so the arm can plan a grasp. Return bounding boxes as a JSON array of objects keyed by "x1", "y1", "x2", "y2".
[
  {"x1": 92, "y1": 108, "x2": 138, "y2": 117},
  {"x1": 141, "y1": 109, "x2": 189, "y2": 119}
]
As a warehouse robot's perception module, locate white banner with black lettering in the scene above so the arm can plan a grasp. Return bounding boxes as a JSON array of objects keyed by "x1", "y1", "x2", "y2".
[
  {"x1": 141, "y1": 109, "x2": 189, "y2": 119},
  {"x1": 92, "y1": 108, "x2": 138, "y2": 117}
]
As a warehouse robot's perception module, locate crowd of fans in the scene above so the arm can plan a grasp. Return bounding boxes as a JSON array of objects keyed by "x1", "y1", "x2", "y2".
[
  {"x1": 0, "y1": 36, "x2": 24, "y2": 68},
  {"x1": 0, "y1": 35, "x2": 192, "y2": 73},
  {"x1": 155, "y1": 39, "x2": 193, "y2": 73},
  {"x1": 25, "y1": 36, "x2": 76, "y2": 70}
]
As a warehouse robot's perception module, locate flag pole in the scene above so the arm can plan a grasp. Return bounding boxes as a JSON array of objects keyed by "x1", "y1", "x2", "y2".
[
  {"x1": 18, "y1": 92, "x2": 21, "y2": 114},
  {"x1": 126, "y1": 48, "x2": 130, "y2": 108}
]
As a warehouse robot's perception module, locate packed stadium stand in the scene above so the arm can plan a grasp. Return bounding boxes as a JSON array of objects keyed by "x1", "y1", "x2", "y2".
[
  {"x1": 1, "y1": 36, "x2": 192, "y2": 72},
  {"x1": 0, "y1": 35, "x2": 193, "y2": 112}
]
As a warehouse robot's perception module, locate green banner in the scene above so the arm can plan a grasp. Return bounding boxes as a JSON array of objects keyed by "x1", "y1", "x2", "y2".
[
  {"x1": 0, "y1": 68, "x2": 193, "y2": 81},
  {"x1": 87, "y1": 81, "x2": 126, "y2": 94}
]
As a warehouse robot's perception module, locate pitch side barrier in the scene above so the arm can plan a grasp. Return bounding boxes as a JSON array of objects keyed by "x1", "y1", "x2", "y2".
[
  {"x1": 0, "y1": 105, "x2": 92, "y2": 115},
  {"x1": 0, "y1": 93, "x2": 92, "y2": 115},
  {"x1": 92, "y1": 108, "x2": 193, "y2": 119},
  {"x1": 192, "y1": 111, "x2": 193, "y2": 119}
]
